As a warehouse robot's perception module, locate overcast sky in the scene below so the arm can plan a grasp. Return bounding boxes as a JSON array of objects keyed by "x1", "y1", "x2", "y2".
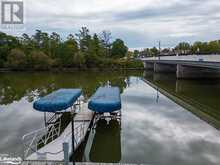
[{"x1": 2, "y1": 0, "x2": 220, "y2": 49}]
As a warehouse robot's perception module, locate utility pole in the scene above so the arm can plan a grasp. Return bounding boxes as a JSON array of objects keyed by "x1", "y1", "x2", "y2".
[{"x1": 159, "y1": 41, "x2": 161, "y2": 60}]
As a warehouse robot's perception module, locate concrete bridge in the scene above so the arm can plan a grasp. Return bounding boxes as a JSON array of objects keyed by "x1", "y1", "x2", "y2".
[{"x1": 141, "y1": 55, "x2": 220, "y2": 79}]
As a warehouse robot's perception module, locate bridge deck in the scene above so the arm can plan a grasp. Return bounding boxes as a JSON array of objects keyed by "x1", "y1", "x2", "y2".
[
  {"x1": 141, "y1": 54, "x2": 220, "y2": 62},
  {"x1": 141, "y1": 55, "x2": 220, "y2": 69}
]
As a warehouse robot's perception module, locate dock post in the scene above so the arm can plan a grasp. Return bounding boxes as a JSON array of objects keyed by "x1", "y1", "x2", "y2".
[
  {"x1": 63, "y1": 142, "x2": 69, "y2": 165},
  {"x1": 71, "y1": 108, "x2": 75, "y2": 165}
]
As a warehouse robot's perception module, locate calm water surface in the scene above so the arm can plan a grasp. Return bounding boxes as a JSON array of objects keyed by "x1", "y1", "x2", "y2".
[{"x1": 0, "y1": 71, "x2": 220, "y2": 165}]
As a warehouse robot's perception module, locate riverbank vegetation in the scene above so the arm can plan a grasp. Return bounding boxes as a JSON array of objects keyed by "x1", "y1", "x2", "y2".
[
  {"x1": 0, "y1": 27, "x2": 143, "y2": 70},
  {"x1": 137, "y1": 40, "x2": 220, "y2": 57}
]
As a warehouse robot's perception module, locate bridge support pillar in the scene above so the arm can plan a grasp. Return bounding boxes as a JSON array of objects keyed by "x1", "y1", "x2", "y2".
[
  {"x1": 176, "y1": 64, "x2": 220, "y2": 79},
  {"x1": 144, "y1": 62, "x2": 154, "y2": 70},
  {"x1": 154, "y1": 63, "x2": 176, "y2": 73}
]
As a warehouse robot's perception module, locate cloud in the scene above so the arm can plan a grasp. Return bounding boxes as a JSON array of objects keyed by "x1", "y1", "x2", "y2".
[{"x1": 2, "y1": 0, "x2": 220, "y2": 48}]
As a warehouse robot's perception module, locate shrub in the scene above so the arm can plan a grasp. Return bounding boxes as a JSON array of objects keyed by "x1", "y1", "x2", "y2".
[
  {"x1": 125, "y1": 60, "x2": 144, "y2": 69},
  {"x1": 30, "y1": 51, "x2": 52, "y2": 70},
  {"x1": 7, "y1": 49, "x2": 27, "y2": 69},
  {"x1": 0, "y1": 59, "x2": 5, "y2": 68},
  {"x1": 112, "y1": 59, "x2": 144, "y2": 69}
]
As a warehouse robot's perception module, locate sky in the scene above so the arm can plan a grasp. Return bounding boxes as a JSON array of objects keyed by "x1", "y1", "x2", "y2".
[{"x1": 1, "y1": 0, "x2": 220, "y2": 49}]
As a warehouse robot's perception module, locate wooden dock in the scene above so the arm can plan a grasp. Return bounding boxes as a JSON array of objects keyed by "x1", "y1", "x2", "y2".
[{"x1": 26, "y1": 103, "x2": 94, "y2": 161}]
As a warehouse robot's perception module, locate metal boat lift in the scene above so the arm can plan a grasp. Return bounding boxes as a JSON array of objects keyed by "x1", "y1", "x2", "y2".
[
  {"x1": 22, "y1": 89, "x2": 93, "y2": 164},
  {"x1": 88, "y1": 87, "x2": 122, "y2": 127},
  {"x1": 22, "y1": 86, "x2": 121, "y2": 163}
]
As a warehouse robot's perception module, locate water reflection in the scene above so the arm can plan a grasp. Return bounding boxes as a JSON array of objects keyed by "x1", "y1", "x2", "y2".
[
  {"x1": 0, "y1": 71, "x2": 141, "y2": 157},
  {"x1": 120, "y1": 78, "x2": 220, "y2": 165},
  {"x1": 1, "y1": 71, "x2": 220, "y2": 165},
  {"x1": 75, "y1": 77, "x2": 220, "y2": 165},
  {"x1": 0, "y1": 71, "x2": 140, "y2": 106},
  {"x1": 143, "y1": 71, "x2": 220, "y2": 128},
  {"x1": 89, "y1": 119, "x2": 121, "y2": 163}
]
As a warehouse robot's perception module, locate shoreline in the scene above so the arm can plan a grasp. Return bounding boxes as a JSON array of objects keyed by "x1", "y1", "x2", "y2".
[{"x1": 0, "y1": 67, "x2": 144, "y2": 73}]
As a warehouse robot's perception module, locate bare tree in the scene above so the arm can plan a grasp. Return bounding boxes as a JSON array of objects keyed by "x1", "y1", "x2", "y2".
[{"x1": 100, "y1": 30, "x2": 112, "y2": 57}]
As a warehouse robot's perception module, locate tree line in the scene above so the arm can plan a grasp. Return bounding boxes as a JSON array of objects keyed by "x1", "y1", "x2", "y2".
[
  {"x1": 136, "y1": 40, "x2": 220, "y2": 57},
  {"x1": 0, "y1": 27, "x2": 142, "y2": 70}
]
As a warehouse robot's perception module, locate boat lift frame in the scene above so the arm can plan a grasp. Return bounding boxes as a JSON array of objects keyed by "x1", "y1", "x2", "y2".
[
  {"x1": 22, "y1": 96, "x2": 83, "y2": 165},
  {"x1": 92, "y1": 110, "x2": 122, "y2": 129},
  {"x1": 88, "y1": 87, "x2": 122, "y2": 129}
]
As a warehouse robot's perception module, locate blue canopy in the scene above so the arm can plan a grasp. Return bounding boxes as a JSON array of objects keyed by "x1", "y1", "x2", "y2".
[
  {"x1": 88, "y1": 87, "x2": 121, "y2": 113},
  {"x1": 33, "y1": 89, "x2": 82, "y2": 112}
]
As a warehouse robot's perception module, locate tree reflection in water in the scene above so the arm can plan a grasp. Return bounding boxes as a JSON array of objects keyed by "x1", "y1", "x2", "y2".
[
  {"x1": 0, "y1": 71, "x2": 142, "y2": 106},
  {"x1": 89, "y1": 119, "x2": 121, "y2": 163}
]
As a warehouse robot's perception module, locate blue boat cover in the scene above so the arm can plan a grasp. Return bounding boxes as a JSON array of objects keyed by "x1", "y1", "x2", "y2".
[
  {"x1": 88, "y1": 87, "x2": 121, "y2": 113},
  {"x1": 33, "y1": 89, "x2": 82, "y2": 112}
]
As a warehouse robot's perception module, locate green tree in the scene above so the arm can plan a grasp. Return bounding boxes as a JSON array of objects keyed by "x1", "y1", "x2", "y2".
[
  {"x1": 208, "y1": 40, "x2": 220, "y2": 54},
  {"x1": 20, "y1": 33, "x2": 35, "y2": 54},
  {"x1": 50, "y1": 32, "x2": 61, "y2": 58},
  {"x1": 0, "y1": 28, "x2": 134, "y2": 69},
  {"x1": 126, "y1": 51, "x2": 133, "y2": 59},
  {"x1": 111, "y1": 39, "x2": 128, "y2": 58},
  {"x1": 55, "y1": 35, "x2": 78, "y2": 67},
  {"x1": 86, "y1": 33, "x2": 106, "y2": 67},
  {"x1": 191, "y1": 41, "x2": 209, "y2": 54},
  {"x1": 73, "y1": 52, "x2": 85, "y2": 67},
  {"x1": 150, "y1": 47, "x2": 158, "y2": 57},
  {"x1": 91, "y1": 33, "x2": 103, "y2": 58},
  {"x1": 32, "y1": 30, "x2": 50, "y2": 54},
  {"x1": 75, "y1": 27, "x2": 94, "y2": 67},
  {"x1": 0, "y1": 32, "x2": 20, "y2": 67},
  {"x1": 65, "y1": 34, "x2": 78, "y2": 52},
  {"x1": 75, "y1": 27, "x2": 91, "y2": 53},
  {"x1": 175, "y1": 42, "x2": 191, "y2": 54},
  {"x1": 133, "y1": 50, "x2": 139, "y2": 58}
]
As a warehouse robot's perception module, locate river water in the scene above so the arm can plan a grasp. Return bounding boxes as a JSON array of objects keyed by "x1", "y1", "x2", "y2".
[{"x1": 0, "y1": 71, "x2": 219, "y2": 165}]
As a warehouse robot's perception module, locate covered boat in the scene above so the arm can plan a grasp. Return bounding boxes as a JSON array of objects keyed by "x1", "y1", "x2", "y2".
[
  {"x1": 33, "y1": 88, "x2": 82, "y2": 112},
  {"x1": 88, "y1": 87, "x2": 121, "y2": 113},
  {"x1": 23, "y1": 88, "x2": 94, "y2": 161}
]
